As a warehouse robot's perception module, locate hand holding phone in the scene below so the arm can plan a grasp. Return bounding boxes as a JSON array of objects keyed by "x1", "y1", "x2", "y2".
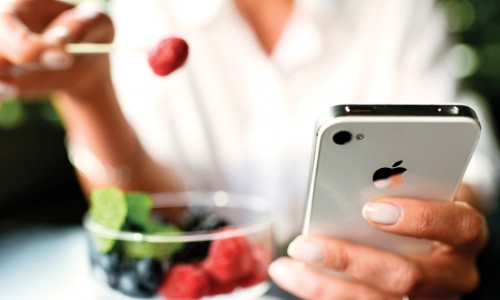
[{"x1": 302, "y1": 104, "x2": 481, "y2": 254}]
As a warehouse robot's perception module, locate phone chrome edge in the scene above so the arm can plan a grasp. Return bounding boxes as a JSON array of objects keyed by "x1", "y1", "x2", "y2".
[
  {"x1": 302, "y1": 122, "x2": 324, "y2": 235},
  {"x1": 315, "y1": 104, "x2": 481, "y2": 134}
]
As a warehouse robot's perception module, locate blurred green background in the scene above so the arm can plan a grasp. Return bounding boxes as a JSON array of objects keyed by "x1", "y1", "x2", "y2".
[
  {"x1": 446, "y1": 0, "x2": 500, "y2": 97},
  {"x1": 443, "y1": 0, "x2": 500, "y2": 298},
  {"x1": 443, "y1": 0, "x2": 500, "y2": 140}
]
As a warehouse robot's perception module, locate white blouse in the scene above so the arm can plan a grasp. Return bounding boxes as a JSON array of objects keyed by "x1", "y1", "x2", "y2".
[{"x1": 109, "y1": 0, "x2": 499, "y2": 243}]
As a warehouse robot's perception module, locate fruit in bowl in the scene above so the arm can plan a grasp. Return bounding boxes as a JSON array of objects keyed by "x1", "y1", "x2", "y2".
[{"x1": 84, "y1": 188, "x2": 274, "y2": 299}]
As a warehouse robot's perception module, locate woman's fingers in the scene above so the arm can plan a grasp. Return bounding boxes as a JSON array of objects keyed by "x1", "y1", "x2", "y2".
[
  {"x1": 42, "y1": 2, "x2": 114, "y2": 44},
  {"x1": 0, "y1": 0, "x2": 71, "y2": 65},
  {"x1": 287, "y1": 236, "x2": 422, "y2": 295},
  {"x1": 281, "y1": 198, "x2": 488, "y2": 297},
  {"x1": 0, "y1": 57, "x2": 12, "y2": 77},
  {"x1": 410, "y1": 254, "x2": 479, "y2": 295},
  {"x1": 0, "y1": 80, "x2": 18, "y2": 99},
  {"x1": 269, "y1": 257, "x2": 402, "y2": 300},
  {"x1": 0, "y1": 1, "x2": 115, "y2": 98},
  {"x1": 363, "y1": 198, "x2": 488, "y2": 252},
  {"x1": 0, "y1": 1, "x2": 113, "y2": 77},
  {"x1": 286, "y1": 235, "x2": 480, "y2": 296},
  {"x1": 0, "y1": 10, "x2": 46, "y2": 65},
  {"x1": 4, "y1": 0, "x2": 73, "y2": 32}
]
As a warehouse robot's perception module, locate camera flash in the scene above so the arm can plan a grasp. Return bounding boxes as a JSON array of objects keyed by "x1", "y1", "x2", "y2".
[
  {"x1": 356, "y1": 134, "x2": 364, "y2": 140},
  {"x1": 448, "y1": 106, "x2": 460, "y2": 115}
]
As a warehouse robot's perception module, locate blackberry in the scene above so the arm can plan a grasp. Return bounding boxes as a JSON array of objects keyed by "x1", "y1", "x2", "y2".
[
  {"x1": 171, "y1": 209, "x2": 230, "y2": 264},
  {"x1": 170, "y1": 241, "x2": 210, "y2": 264},
  {"x1": 181, "y1": 209, "x2": 229, "y2": 232}
]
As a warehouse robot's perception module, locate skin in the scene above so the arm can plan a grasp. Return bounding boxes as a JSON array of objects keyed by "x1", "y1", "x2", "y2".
[
  {"x1": 271, "y1": 191, "x2": 488, "y2": 300},
  {"x1": 0, "y1": 0, "x2": 489, "y2": 299},
  {"x1": 234, "y1": 0, "x2": 294, "y2": 54},
  {"x1": 0, "y1": 0, "x2": 182, "y2": 195}
]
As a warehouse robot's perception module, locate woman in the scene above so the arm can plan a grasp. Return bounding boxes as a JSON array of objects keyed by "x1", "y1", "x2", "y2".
[{"x1": 0, "y1": 0, "x2": 496, "y2": 298}]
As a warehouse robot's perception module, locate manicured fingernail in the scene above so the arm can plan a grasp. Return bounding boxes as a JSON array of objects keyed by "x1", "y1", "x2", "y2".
[
  {"x1": 8, "y1": 66, "x2": 25, "y2": 77},
  {"x1": 288, "y1": 237, "x2": 324, "y2": 263},
  {"x1": 40, "y1": 49, "x2": 73, "y2": 70},
  {"x1": 43, "y1": 26, "x2": 71, "y2": 43},
  {"x1": 268, "y1": 258, "x2": 301, "y2": 288},
  {"x1": 0, "y1": 81, "x2": 18, "y2": 99},
  {"x1": 362, "y1": 201, "x2": 401, "y2": 225},
  {"x1": 75, "y1": 2, "x2": 104, "y2": 20}
]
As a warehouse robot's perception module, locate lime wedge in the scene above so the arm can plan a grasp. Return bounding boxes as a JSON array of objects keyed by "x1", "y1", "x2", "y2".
[
  {"x1": 89, "y1": 187, "x2": 128, "y2": 253},
  {"x1": 125, "y1": 192, "x2": 153, "y2": 229}
]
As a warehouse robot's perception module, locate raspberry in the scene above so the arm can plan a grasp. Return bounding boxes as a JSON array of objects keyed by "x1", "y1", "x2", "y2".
[
  {"x1": 207, "y1": 278, "x2": 239, "y2": 296},
  {"x1": 201, "y1": 228, "x2": 255, "y2": 284},
  {"x1": 159, "y1": 264, "x2": 210, "y2": 299},
  {"x1": 240, "y1": 243, "x2": 272, "y2": 288},
  {"x1": 148, "y1": 37, "x2": 189, "y2": 76}
]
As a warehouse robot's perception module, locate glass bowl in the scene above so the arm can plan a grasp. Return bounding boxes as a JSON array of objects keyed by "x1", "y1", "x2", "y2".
[{"x1": 84, "y1": 191, "x2": 275, "y2": 300}]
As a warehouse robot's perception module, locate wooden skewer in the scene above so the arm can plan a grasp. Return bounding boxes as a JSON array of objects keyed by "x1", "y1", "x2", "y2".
[{"x1": 64, "y1": 43, "x2": 148, "y2": 54}]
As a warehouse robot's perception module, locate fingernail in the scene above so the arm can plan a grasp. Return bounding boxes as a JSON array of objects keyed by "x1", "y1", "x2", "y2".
[
  {"x1": 8, "y1": 66, "x2": 26, "y2": 77},
  {"x1": 43, "y1": 26, "x2": 71, "y2": 44},
  {"x1": 40, "y1": 49, "x2": 73, "y2": 70},
  {"x1": 268, "y1": 258, "x2": 301, "y2": 288},
  {"x1": 362, "y1": 201, "x2": 401, "y2": 225},
  {"x1": 0, "y1": 81, "x2": 18, "y2": 99},
  {"x1": 288, "y1": 237, "x2": 324, "y2": 263},
  {"x1": 75, "y1": 2, "x2": 104, "y2": 20}
]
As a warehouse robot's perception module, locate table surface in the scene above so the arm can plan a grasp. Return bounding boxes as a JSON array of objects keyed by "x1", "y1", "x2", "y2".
[{"x1": 0, "y1": 226, "x2": 297, "y2": 300}]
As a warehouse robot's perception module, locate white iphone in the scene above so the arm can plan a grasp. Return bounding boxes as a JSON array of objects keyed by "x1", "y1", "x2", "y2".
[{"x1": 302, "y1": 104, "x2": 481, "y2": 254}]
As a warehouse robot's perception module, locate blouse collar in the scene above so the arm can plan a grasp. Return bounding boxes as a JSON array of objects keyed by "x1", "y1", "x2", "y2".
[{"x1": 165, "y1": 0, "x2": 339, "y2": 72}]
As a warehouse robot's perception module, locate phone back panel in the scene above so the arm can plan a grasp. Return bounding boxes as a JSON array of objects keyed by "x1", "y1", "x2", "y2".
[{"x1": 303, "y1": 108, "x2": 481, "y2": 254}]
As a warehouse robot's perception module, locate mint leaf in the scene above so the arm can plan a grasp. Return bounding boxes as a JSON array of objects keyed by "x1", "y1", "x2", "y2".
[
  {"x1": 123, "y1": 221, "x2": 184, "y2": 259},
  {"x1": 125, "y1": 192, "x2": 153, "y2": 229}
]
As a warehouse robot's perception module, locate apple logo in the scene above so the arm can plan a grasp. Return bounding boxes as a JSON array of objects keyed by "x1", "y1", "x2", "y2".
[{"x1": 372, "y1": 160, "x2": 407, "y2": 189}]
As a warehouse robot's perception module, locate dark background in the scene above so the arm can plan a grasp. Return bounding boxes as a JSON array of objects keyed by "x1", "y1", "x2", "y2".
[
  {"x1": 0, "y1": 101, "x2": 87, "y2": 227},
  {"x1": 0, "y1": 0, "x2": 499, "y2": 298}
]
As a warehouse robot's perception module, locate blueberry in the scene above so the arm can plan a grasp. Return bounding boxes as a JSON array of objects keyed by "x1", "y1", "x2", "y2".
[
  {"x1": 135, "y1": 258, "x2": 164, "y2": 290},
  {"x1": 86, "y1": 235, "x2": 99, "y2": 267},
  {"x1": 106, "y1": 272, "x2": 120, "y2": 289},
  {"x1": 118, "y1": 271, "x2": 157, "y2": 298},
  {"x1": 95, "y1": 252, "x2": 122, "y2": 289},
  {"x1": 97, "y1": 252, "x2": 121, "y2": 274}
]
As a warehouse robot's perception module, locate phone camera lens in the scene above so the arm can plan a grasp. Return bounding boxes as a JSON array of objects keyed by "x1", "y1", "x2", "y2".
[{"x1": 333, "y1": 131, "x2": 352, "y2": 145}]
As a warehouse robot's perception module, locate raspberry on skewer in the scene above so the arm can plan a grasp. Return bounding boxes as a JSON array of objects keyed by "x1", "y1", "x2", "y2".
[
  {"x1": 147, "y1": 37, "x2": 189, "y2": 76},
  {"x1": 64, "y1": 37, "x2": 189, "y2": 76}
]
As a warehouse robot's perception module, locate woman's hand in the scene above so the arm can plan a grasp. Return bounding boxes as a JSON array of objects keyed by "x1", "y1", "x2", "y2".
[
  {"x1": 0, "y1": 0, "x2": 114, "y2": 100},
  {"x1": 269, "y1": 195, "x2": 488, "y2": 299}
]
